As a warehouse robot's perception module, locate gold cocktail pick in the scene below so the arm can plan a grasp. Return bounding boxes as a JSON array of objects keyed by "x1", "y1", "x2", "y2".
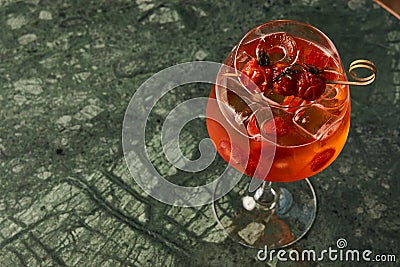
[
  {"x1": 224, "y1": 59, "x2": 377, "y2": 86},
  {"x1": 326, "y1": 59, "x2": 377, "y2": 86}
]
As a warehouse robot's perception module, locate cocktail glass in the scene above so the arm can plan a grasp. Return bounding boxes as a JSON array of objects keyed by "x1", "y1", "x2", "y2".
[{"x1": 206, "y1": 20, "x2": 352, "y2": 249}]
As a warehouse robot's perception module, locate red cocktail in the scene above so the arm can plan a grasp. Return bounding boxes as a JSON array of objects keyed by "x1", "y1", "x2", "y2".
[
  {"x1": 207, "y1": 30, "x2": 350, "y2": 182},
  {"x1": 207, "y1": 20, "x2": 351, "y2": 248}
]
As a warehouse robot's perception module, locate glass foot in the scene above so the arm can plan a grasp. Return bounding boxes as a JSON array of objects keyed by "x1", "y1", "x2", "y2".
[{"x1": 212, "y1": 178, "x2": 317, "y2": 249}]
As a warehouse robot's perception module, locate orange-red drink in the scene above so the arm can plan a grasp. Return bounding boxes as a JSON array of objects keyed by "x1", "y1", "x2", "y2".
[{"x1": 206, "y1": 31, "x2": 350, "y2": 182}]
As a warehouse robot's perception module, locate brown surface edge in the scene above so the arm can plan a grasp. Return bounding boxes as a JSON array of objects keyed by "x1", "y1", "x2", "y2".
[{"x1": 374, "y1": 0, "x2": 400, "y2": 20}]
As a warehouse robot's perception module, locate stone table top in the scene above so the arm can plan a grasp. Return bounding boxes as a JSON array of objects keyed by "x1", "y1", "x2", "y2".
[{"x1": 0, "y1": 0, "x2": 399, "y2": 266}]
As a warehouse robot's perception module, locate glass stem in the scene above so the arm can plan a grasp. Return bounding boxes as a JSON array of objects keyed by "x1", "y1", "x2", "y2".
[{"x1": 254, "y1": 181, "x2": 277, "y2": 209}]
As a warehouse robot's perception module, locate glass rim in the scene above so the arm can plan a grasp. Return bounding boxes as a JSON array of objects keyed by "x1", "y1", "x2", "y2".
[{"x1": 232, "y1": 19, "x2": 349, "y2": 109}]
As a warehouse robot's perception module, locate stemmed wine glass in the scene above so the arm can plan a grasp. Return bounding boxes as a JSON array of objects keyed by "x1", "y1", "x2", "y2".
[{"x1": 206, "y1": 20, "x2": 375, "y2": 249}]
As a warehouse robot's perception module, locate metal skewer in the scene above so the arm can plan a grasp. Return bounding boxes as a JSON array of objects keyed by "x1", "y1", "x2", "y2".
[
  {"x1": 223, "y1": 59, "x2": 377, "y2": 86},
  {"x1": 326, "y1": 59, "x2": 377, "y2": 86}
]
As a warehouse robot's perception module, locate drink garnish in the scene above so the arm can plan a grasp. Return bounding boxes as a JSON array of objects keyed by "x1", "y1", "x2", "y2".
[
  {"x1": 240, "y1": 49, "x2": 274, "y2": 93},
  {"x1": 257, "y1": 48, "x2": 270, "y2": 66},
  {"x1": 238, "y1": 49, "x2": 376, "y2": 101},
  {"x1": 261, "y1": 59, "x2": 326, "y2": 100},
  {"x1": 310, "y1": 148, "x2": 336, "y2": 172}
]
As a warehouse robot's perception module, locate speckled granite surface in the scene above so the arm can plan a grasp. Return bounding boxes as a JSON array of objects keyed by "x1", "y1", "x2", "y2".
[{"x1": 0, "y1": 0, "x2": 399, "y2": 266}]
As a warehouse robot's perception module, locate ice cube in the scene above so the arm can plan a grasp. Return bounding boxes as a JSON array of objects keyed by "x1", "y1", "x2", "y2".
[
  {"x1": 294, "y1": 105, "x2": 337, "y2": 138},
  {"x1": 321, "y1": 85, "x2": 337, "y2": 99},
  {"x1": 317, "y1": 85, "x2": 348, "y2": 116},
  {"x1": 261, "y1": 107, "x2": 315, "y2": 146},
  {"x1": 317, "y1": 85, "x2": 339, "y2": 108},
  {"x1": 227, "y1": 90, "x2": 253, "y2": 118},
  {"x1": 235, "y1": 39, "x2": 259, "y2": 69},
  {"x1": 319, "y1": 118, "x2": 342, "y2": 142},
  {"x1": 214, "y1": 85, "x2": 251, "y2": 137},
  {"x1": 246, "y1": 108, "x2": 274, "y2": 139},
  {"x1": 263, "y1": 88, "x2": 286, "y2": 105},
  {"x1": 246, "y1": 112, "x2": 261, "y2": 138},
  {"x1": 216, "y1": 73, "x2": 258, "y2": 119},
  {"x1": 281, "y1": 95, "x2": 310, "y2": 113},
  {"x1": 305, "y1": 49, "x2": 332, "y2": 68},
  {"x1": 323, "y1": 68, "x2": 342, "y2": 81}
]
